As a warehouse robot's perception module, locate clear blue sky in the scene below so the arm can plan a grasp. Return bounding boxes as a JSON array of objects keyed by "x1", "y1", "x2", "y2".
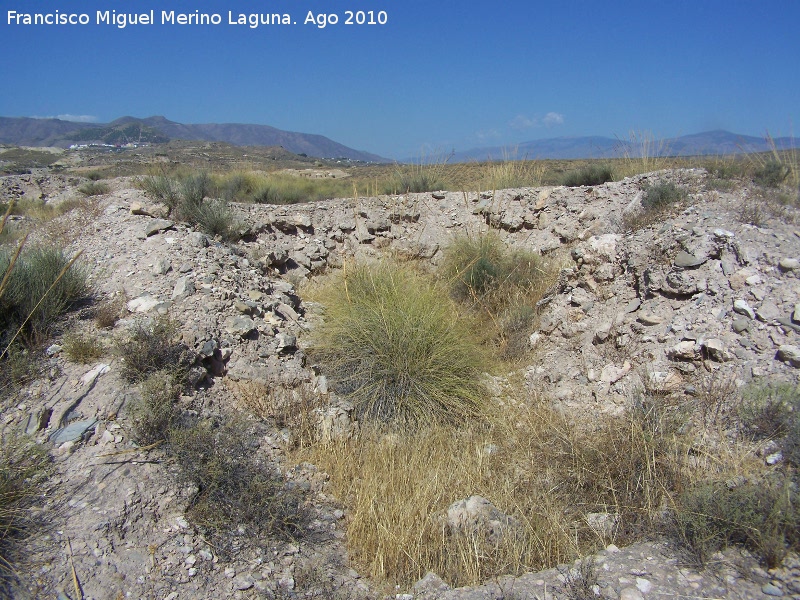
[{"x1": 1, "y1": 0, "x2": 797, "y2": 159}]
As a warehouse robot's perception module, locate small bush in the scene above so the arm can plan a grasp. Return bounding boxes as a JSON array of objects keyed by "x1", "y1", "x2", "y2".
[
  {"x1": 139, "y1": 174, "x2": 180, "y2": 209},
  {"x1": 560, "y1": 164, "x2": 614, "y2": 187},
  {"x1": 62, "y1": 329, "x2": 105, "y2": 364},
  {"x1": 115, "y1": 316, "x2": 190, "y2": 383},
  {"x1": 754, "y1": 160, "x2": 790, "y2": 188},
  {"x1": 673, "y1": 476, "x2": 800, "y2": 568},
  {"x1": 78, "y1": 181, "x2": 110, "y2": 197},
  {"x1": 129, "y1": 369, "x2": 181, "y2": 445},
  {"x1": 93, "y1": 295, "x2": 124, "y2": 329},
  {"x1": 169, "y1": 417, "x2": 308, "y2": 556},
  {"x1": 178, "y1": 171, "x2": 212, "y2": 209},
  {"x1": 640, "y1": 182, "x2": 687, "y2": 211},
  {"x1": 85, "y1": 171, "x2": 104, "y2": 181},
  {"x1": 0, "y1": 246, "x2": 89, "y2": 347},
  {"x1": 739, "y1": 382, "x2": 798, "y2": 441},
  {"x1": 312, "y1": 262, "x2": 488, "y2": 425},
  {"x1": 0, "y1": 433, "x2": 51, "y2": 581}
]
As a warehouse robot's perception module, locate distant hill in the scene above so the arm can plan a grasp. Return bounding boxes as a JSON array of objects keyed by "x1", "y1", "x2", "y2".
[
  {"x1": 448, "y1": 130, "x2": 800, "y2": 162},
  {"x1": 0, "y1": 115, "x2": 388, "y2": 163}
]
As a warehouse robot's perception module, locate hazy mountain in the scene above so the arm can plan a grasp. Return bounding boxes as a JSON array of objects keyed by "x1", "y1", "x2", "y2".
[
  {"x1": 449, "y1": 130, "x2": 799, "y2": 162},
  {"x1": 0, "y1": 115, "x2": 388, "y2": 162}
]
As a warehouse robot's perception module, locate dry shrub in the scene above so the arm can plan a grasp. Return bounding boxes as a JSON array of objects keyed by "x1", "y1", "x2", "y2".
[
  {"x1": 62, "y1": 329, "x2": 105, "y2": 364},
  {"x1": 114, "y1": 316, "x2": 190, "y2": 383},
  {"x1": 232, "y1": 380, "x2": 323, "y2": 449},
  {"x1": 129, "y1": 369, "x2": 182, "y2": 445},
  {"x1": 169, "y1": 416, "x2": 309, "y2": 557}
]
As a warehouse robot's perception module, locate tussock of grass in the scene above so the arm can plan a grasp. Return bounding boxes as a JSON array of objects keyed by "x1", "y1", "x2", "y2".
[
  {"x1": 384, "y1": 155, "x2": 451, "y2": 194},
  {"x1": 312, "y1": 262, "x2": 489, "y2": 425},
  {"x1": 78, "y1": 181, "x2": 110, "y2": 197},
  {"x1": 0, "y1": 246, "x2": 89, "y2": 347}
]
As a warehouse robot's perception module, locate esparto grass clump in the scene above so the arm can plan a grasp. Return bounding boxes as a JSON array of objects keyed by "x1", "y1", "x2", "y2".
[{"x1": 313, "y1": 262, "x2": 488, "y2": 425}]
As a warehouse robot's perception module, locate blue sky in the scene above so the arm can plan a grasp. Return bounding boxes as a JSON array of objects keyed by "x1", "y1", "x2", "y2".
[{"x1": 1, "y1": 0, "x2": 798, "y2": 158}]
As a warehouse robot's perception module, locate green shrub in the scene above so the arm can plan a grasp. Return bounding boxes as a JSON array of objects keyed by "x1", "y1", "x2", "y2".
[
  {"x1": 560, "y1": 164, "x2": 614, "y2": 187},
  {"x1": 312, "y1": 263, "x2": 488, "y2": 425},
  {"x1": 139, "y1": 174, "x2": 180, "y2": 209},
  {"x1": 188, "y1": 198, "x2": 239, "y2": 241},
  {"x1": 754, "y1": 160, "x2": 790, "y2": 188},
  {"x1": 169, "y1": 417, "x2": 308, "y2": 556},
  {"x1": 0, "y1": 433, "x2": 51, "y2": 580},
  {"x1": 85, "y1": 171, "x2": 104, "y2": 181},
  {"x1": 115, "y1": 316, "x2": 190, "y2": 383},
  {"x1": 78, "y1": 181, "x2": 110, "y2": 196},
  {"x1": 0, "y1": 246, "x2": 89, "y2": 347},
  {"x1": 673, "y1": 476, "x2": 800, "y2": 568},
  {"x1": 130, "y1": 369, "x2": 182, "y2": 445},
  {"x1": 641, "y1": 182, "x2": 687, "y2": 211}
]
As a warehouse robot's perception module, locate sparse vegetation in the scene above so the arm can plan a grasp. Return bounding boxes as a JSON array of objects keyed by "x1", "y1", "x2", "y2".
[
  {"x1": 0, "y1": 433, "x2": 51, "y2": 581},
  {"x1": 312, "y1": 262, "x2": 489, "y2": 425},
  {"x1": 114, "y1": 316, "x2": 189, "y2": 383},
  {"x1": 560, "y1": 164, "x2": 614, "y2": 187},
  {"x1": 78, "y1": 181, "x2": 110, "y2": 196},
  {"x1": 297, "y1": 388, "x2": 699, "y2": 588},
  {"x1": 169, "y1": 416, "x2": 309, "y2": 557},
  {"x1": 640, "y1": 181, "x2": 687, "y2": 211},
  {"x1": 0, "y1": 246, "x2": 89, "y2": 348},
  {"x1": 62, "y1": 329, "x2": 105, "y2": 363}
]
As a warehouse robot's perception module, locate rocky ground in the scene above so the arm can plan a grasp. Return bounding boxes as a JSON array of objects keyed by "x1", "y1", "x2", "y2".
[{"x1": 2, "y1": 168, "x2": 799, "y2": 599}]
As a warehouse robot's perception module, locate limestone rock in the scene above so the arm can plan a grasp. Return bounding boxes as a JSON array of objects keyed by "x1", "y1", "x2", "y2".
[
  {"x1": 144, "y1": 218, "x2": 174, "y2": 237},
  {"x1": 777, "y1": 345, "x2": 800, "y2": 367},
  {"x1": 733, "y1": 299, "x2": 755, "y2": 320}
]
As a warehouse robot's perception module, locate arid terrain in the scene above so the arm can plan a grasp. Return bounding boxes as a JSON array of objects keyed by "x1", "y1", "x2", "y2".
[{"x1": 1, "y1": 147, "x2": 799, "y2": 599}]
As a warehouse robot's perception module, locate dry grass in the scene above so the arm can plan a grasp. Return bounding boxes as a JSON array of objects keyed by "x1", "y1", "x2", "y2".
[
  {"x1": 614, "y1": 130, "x2": 676, "y2": 179},
  {"x1": 232, "y1": 380, "x2": 324, "y2": 450},
  {"x1": 293, "y1": 382, "x2": 759, "y2": 589}
]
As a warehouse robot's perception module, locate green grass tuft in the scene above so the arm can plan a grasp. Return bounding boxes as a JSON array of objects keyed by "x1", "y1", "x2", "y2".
[
  {"x1": 78, "y1": 181, "x2": 110, "y2": 196},
  {"x1": 312, "y1": 262, "x2": 489, "y2": 425},
  {"x1": 560, "y1": 164, "x2": 614, "y2": 187}
]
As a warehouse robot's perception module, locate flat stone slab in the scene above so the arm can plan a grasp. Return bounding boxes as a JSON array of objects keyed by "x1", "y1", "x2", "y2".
[
  {"x1": 674, "y1": 251, "x2": 706, "y2": 268},
  {"x1": 144, "y1": 219, "x2": 174, "y2": 237},
  {"x1": 49, "y1": 418, "x2": 98, "y2": 445}
]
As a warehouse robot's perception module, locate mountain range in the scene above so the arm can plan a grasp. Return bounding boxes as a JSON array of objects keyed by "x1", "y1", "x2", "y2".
[
  {"x1": 0, "y1": 116, "x2": 388, "y2": 163},
  {"x1": 0, "y1": 115, "x2": 796, "y2": 163},
  {"x1": 449, "y1": 130, "x2": 799, "y2": 162}
]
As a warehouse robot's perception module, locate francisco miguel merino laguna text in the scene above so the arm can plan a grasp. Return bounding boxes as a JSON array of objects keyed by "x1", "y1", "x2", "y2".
[{"x1": 7, "y1": 9, "x2": 388, "y2": 28}]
